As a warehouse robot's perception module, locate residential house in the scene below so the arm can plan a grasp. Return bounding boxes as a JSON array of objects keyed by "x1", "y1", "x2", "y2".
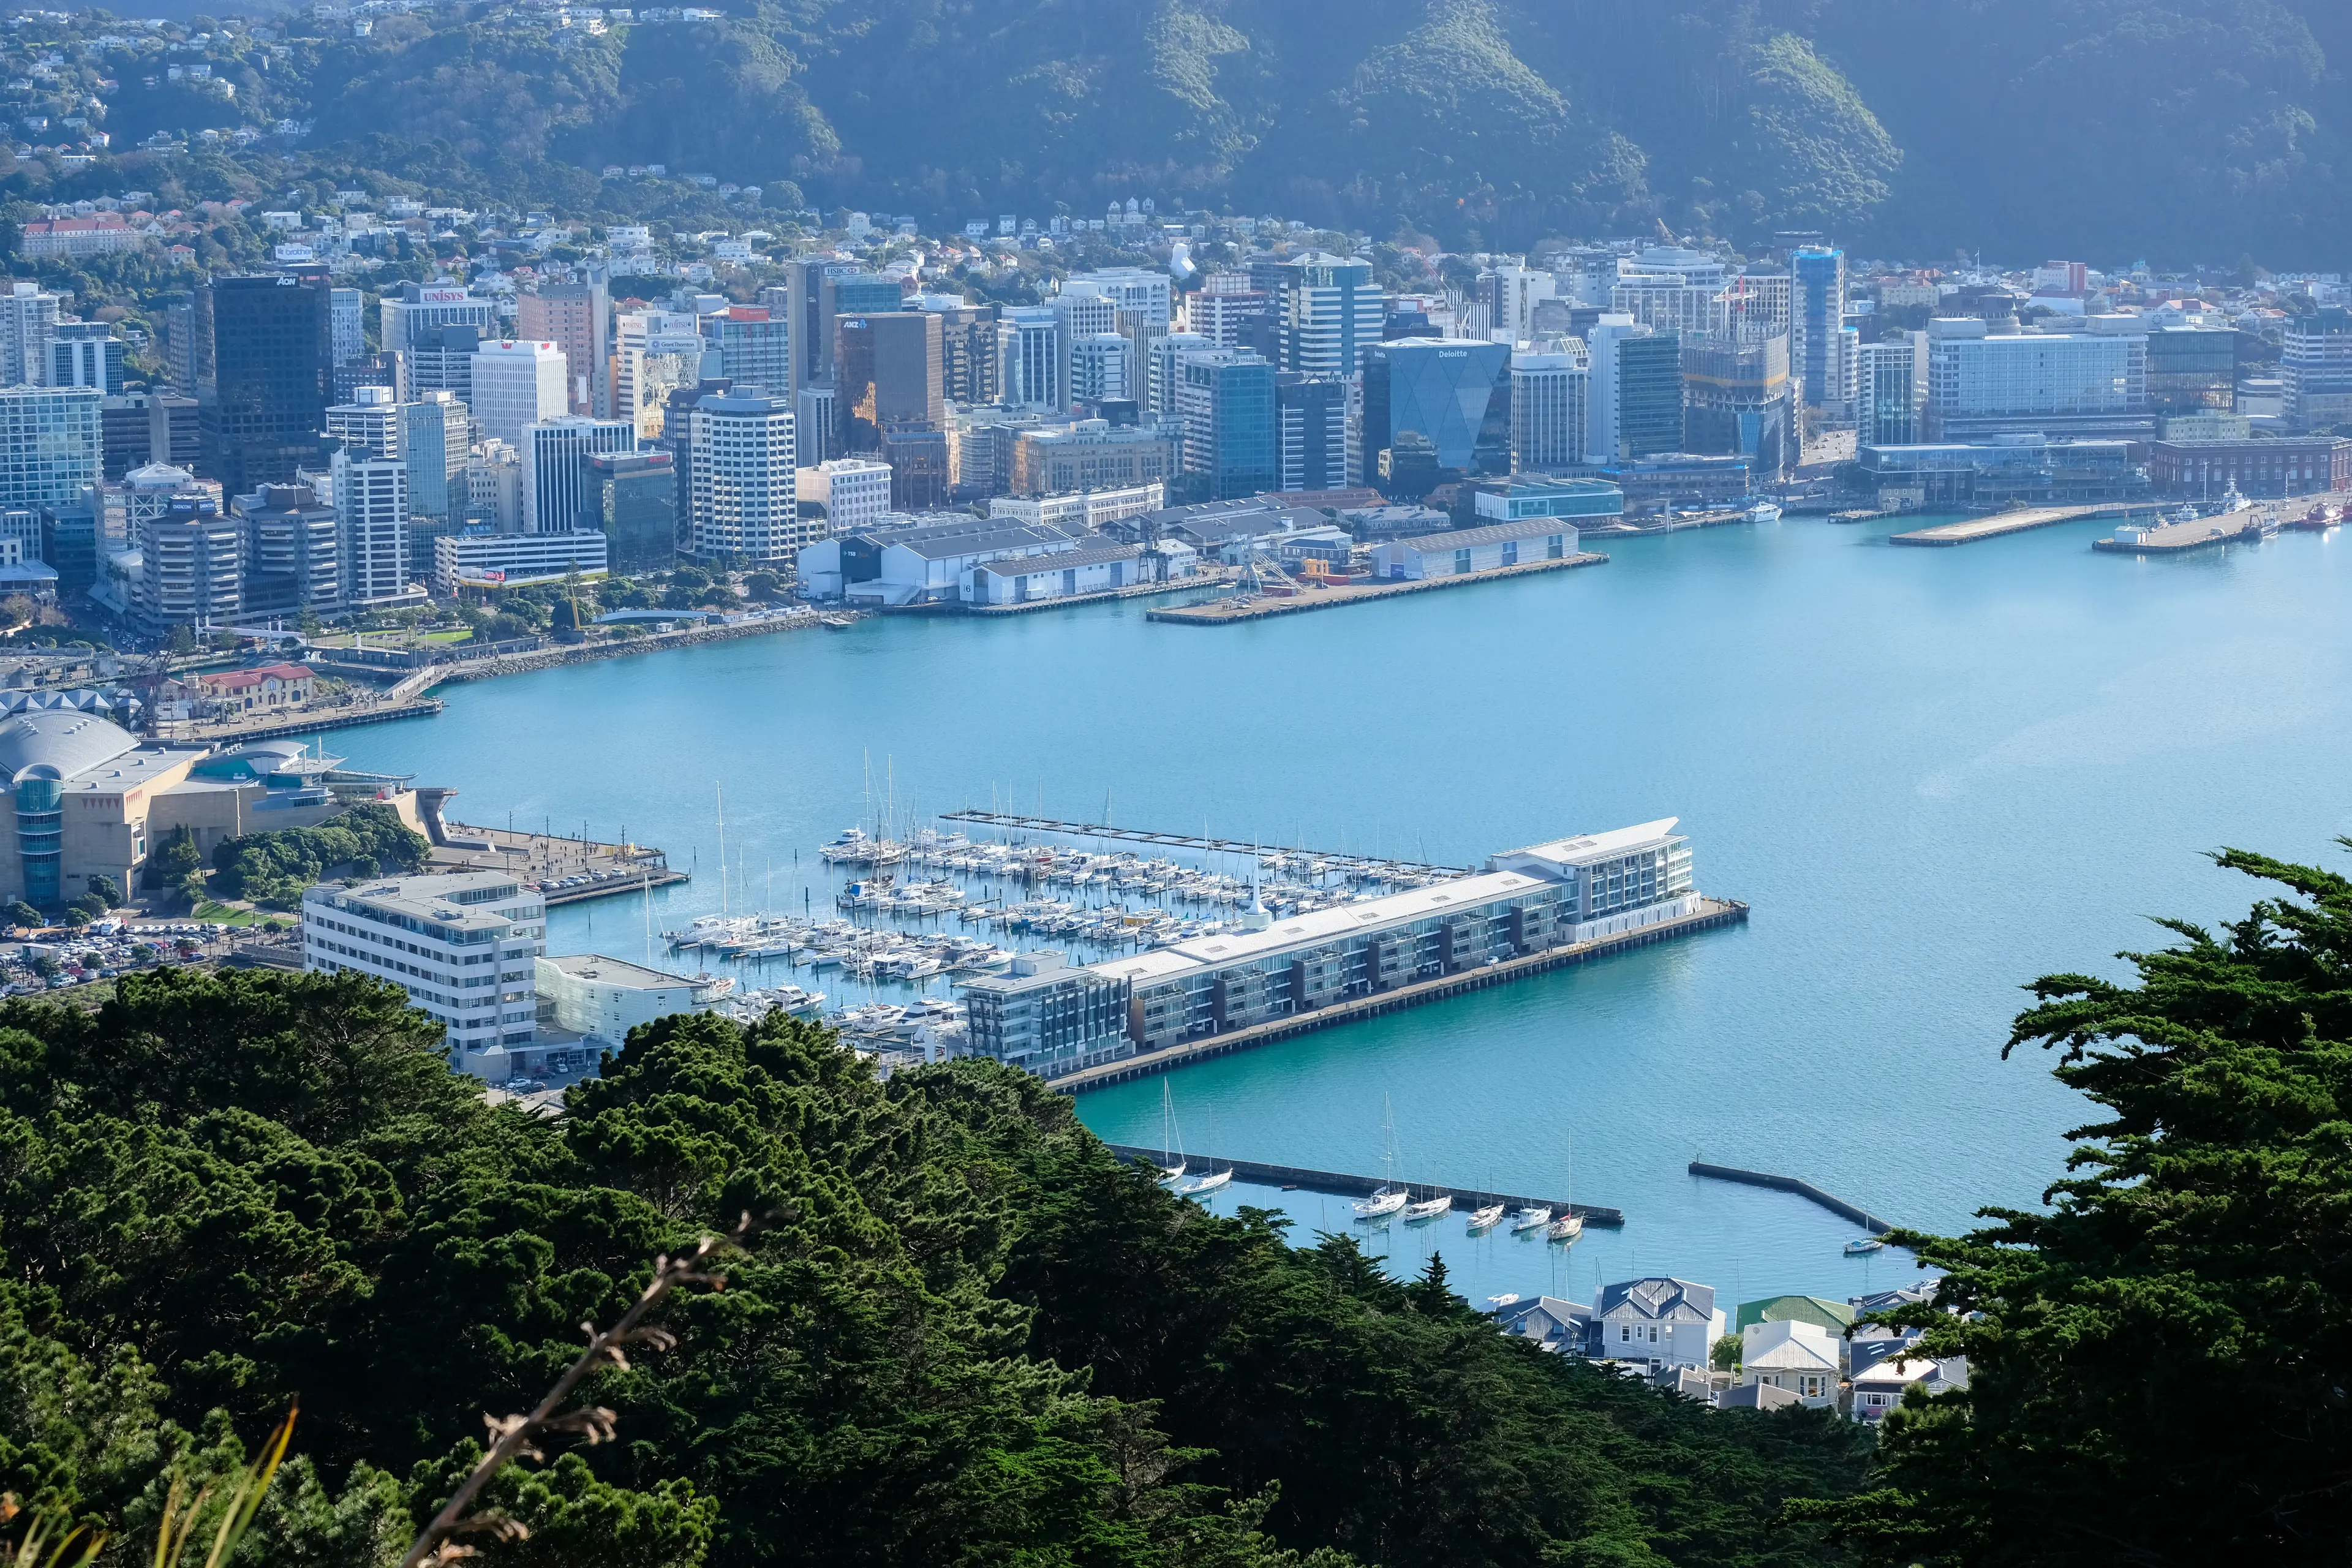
[
  {"x1": 1490, "y1": 1295, "x2": 1591, "y2": 1355},
  {"x1": 1594, "y1": 1278, "x2": 1725, "y2": 1371},
  {"x1": 1739, "y1": 1319, "x2": 1841, "y2": 1409},
  {"x1": 1850, "y1": 1356, "x2": 1967, "y2": 1423},
  {"x1": 197, "y1": 662, "x2": 313, "y2": 715}
]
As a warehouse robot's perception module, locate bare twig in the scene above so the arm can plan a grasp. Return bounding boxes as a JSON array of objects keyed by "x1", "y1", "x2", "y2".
[{"x1": 398, "y1": 1216, "x2": 750, "y2": 1568}]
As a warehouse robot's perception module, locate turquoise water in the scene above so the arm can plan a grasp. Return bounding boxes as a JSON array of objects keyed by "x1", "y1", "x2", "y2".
[{"x1": 330, "y1": 513, "x2": 2352, "y2": 1310}]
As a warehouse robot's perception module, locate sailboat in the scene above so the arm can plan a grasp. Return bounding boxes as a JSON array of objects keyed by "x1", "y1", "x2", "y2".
[
  {"x1": 1466, "y1": 1200, "x2": 1506, "y2": 1233},
  {"x1": 1186, "y1": 1167, "x2": 1234, "y2": 1194},
  {"x1": 1156, "y1": 1081, "x2": 1186, "y2": 1183},
  {"x1": 1354, "y1": 1093, "x2": 1409, "y2": 1219},
  {"x1": 1547, "y1": 1131, "x2": 1583, "y2": 1243},
  {"x1": 1403, "y1": 1189, "x2": 1452, "y2": 1223}
]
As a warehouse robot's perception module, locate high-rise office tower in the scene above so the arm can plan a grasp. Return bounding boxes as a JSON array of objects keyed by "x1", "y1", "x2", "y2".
[
  {"x1": 1509, "y1": 344, "x2": 1588, "y2": 472},
  {"x1": 0, "y1": 383, "x2": 100, "y2": 510},
  {"x1": 1281, "y1": 254, "x2": 1383, "y2": 377},
  {"x1": 135, "y1": 495, "x2": 243, "y2": 633},
  {"x1": 919, "y1": 300, "x2": 1001, "y2": 406},
  {"x1": 517, "y1": 277, "x2": 611, "y2": 417},
  {"x1": 1150, "y1": 332, "x2": 1210, "y2": 417},
  {"x1": 1275, "y1": 372, "x2": 1348, "y2": 492},
  {"x1": 0, "y1": 282, "x2": 64, "y2": 385},
  {"x1": 159, "y1": 292, "x2": 196, "y2": 393},
  {"x1": 329, "y1": 287, "x2": 364, "y2": 369},
  {"x1": 196, "y1": 271, "x2": 334, "y2": 494},
  {"x1": 1485, "y1": 264, "x2": 1559, "y2": 344},
  {"x1": 407, "y1": 324, "x2": 483, "y2": 403},
  {"x1": 403, "y1": 391, "x2": 472, "y2": 521},
  {"x1": 1855, "y1": 335, "x2": 1925, "y2": 447},
  {"x1": 333, "y1": 447, "x2": 410, "y2": 605},
  {"x1": 688, "y1": 390, "x2": 799, "y2": 563},
  {"x1": 48, "y1": 322, "x2": 123, "y2": 394},
  {"x1": 1175, "y1": 350, "x2": 1276, "y2": 501},
  {"x1": 1790, "y1": 246, "x2": 1850, "y2": 414},
  {"x1": 469, "y1": 340, "x2": 570, "y2": 449},
  {"x1": 703, "y1": 306, "x2": 790, "y2": 394},
  {"x1": 380, "y1": 281, "x2": 497, "y2": 358},
  {"x1": 1069, "y1": 333, "x2": 1133, "y2": 407},
  {"x1": 1357, "y1": 338, "x2": 1512, "y2": 494},
  {"x1": 581, "y1": 449, "x2": 677, "y2": 571},
  {"x1": 1189, "y1": 283, "x2": 1268, "y2": 352},
  {"x1": 795, "y1": 385, "x2": 840, "y2": 468},
  {"x1": 998, "y1": 307, "x2": 1060, "y2": 412},
  {"x1": 835, "y1": 312, "x2": 944, "y2": 453},
  {"x1": 1050, "y1": 288, "x2": 1117, "y2": 413},
  {"x1": 522, "y1": 416, "x2": 635, "y2": 533}
]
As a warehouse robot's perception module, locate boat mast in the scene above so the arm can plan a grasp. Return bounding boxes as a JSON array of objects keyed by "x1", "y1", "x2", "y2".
[{"x1": 716, "y1": 782, "x2": 727, "y2": 918}]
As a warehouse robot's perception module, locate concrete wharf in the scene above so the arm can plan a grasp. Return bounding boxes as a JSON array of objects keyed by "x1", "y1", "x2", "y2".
[
  {"x1": 1888, "y1": 503, "x2": 2136, "y2": 546},
  {"x1": 1688, "y1": 1161, "x2": 1894, "y2": 1234},
  {"x1": 1147, "y1": 552, "x2": 1607, "y2": 626},
  {"x1": 1050, "y1": 897, "x2": 1749, "y2": 1093},
  {"x1": 424, "y1": 815, "x2": 688, "y2": 905},
  {"x1": 937, "y1": 809, "x2": 1468, "y2": 880},
  {"x1": 1106, "y1": 1144, "x2": 1624, "y2": 1226},
  {"x1": 2091, "y1": 510, "x2": 2269, "y2": 554}
]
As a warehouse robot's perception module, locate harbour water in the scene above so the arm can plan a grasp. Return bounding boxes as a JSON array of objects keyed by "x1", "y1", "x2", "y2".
[{"x1": 331, "y1": 511, "x2": 2352, "y2": 1308}]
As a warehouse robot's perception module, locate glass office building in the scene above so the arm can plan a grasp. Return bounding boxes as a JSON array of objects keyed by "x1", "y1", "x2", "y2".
[{"x1": 1359, "y1": 337, "x2": 1512, "y2": 496}]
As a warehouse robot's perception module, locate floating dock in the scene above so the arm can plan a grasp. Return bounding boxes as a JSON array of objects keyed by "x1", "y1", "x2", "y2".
[
  {"x1": 1050, "y1": 897, "x2": 1749, "y2": 1093},
  {"x1": 1107, "y1": 1144, "x2": 1624, "y2": 1226},
  {"x1": 1887, "y1": 503, "x2": 2136, "y2": 547},
  {"x1": 1688, "y1": 1161, "x2": 1894, "y2": 1234},
  {"x1": 1147, "y1": 552, "x2": 1607, "y2": 626},
  {"x1": 937, "y1": 809, "x2": 1467, "y2": 880}
]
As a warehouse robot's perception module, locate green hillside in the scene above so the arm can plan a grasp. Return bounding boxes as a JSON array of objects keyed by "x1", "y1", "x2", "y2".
[{"x1": 20, "y1": 0, "x2": 2352, "y2": 258}]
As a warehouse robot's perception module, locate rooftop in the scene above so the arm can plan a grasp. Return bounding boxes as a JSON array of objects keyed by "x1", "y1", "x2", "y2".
[{"x1": 541, "y1": 952, "x2": 706, "y2": 990}]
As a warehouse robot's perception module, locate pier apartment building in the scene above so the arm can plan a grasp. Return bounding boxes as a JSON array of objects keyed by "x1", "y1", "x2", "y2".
[{"x1": 959, "y1": 820, "x2": 1697, "y2": 1079}]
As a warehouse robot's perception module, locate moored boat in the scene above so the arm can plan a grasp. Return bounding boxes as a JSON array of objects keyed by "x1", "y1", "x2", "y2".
[
  {"x1": 1354, "y1": 1187, "x2": 1409, "y2": 1219},
  {"x1": 1547, "y1": 1212, "x2": 1584, "y2": 1244},
  {"x1": 1466, "y1": 1202, "x2": 1507, "y2": 1233},
  {"x1": 1845, "y1": 1235, "x2": 1886, "y2": 1256},
  {"x1": 1509, "y1": 1206, "x2": 1552, "y2": 1233},
  {"x1": 1403, "y1": 1193, "x2": 1452, "y2": 1223}
]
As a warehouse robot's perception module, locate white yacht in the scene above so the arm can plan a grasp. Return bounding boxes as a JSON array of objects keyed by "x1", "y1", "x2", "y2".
[
  {"x1": 1403, "y1": 1193, "x2": 1452, "y2": 1223},
  {"x1": 1509, "y1": 1205, "x2": 1551, "y2": 1233},
  {"x1": 1547, "y1": 1212, "x2": 1584, "y2": 1244},
  {"x1": 1354, "y1": 1187, "x2": 1409, "y2": 1220},
  {"x1": 1466, "y1": 1202, "x2": 1506, "y2": 1233},
  {"x1": 1186, "y1": 1168, "x2": 1234, "y2": 1194},
  {"x1": 1744, "y1": 500, "x2": 1783, "y2": 524}
]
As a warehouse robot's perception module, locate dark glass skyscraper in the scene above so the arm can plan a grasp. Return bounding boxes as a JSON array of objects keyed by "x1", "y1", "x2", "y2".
[
  {"x1": 196, "y1": 271, "x2": 333, "y2": 494},
  {"x1": 835, "y1": 312, "x2": 944, "y2": 452},
  {"x1": 1359, "y1": 338, "x2": 1512, "y2": 495}
]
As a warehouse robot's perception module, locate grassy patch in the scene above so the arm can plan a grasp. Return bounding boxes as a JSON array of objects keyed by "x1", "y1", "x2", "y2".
[{"x1": 192, "y1": 902, "x2": 270, "y2": 926}]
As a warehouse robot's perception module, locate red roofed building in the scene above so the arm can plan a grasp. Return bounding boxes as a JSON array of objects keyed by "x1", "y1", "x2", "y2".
[
  {"x1": 19, "y1": 213, "x2": 144, "y2": 258},
  {"x1": 197, "y1": 663, "x2": 314, "y2": 715}
]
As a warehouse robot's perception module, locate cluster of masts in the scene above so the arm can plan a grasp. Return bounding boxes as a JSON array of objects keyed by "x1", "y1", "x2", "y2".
[
  {"x1": 663, "y1": 913, "x2": 1017, "y2": 978},
  {"x1": 825, "y1": 825, "x2": 1456, "y2": 896}
]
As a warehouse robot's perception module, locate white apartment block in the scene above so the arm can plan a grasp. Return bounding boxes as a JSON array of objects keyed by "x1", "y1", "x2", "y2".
[
  {"x1": 1069, "y1": 332, "x2": 1133, "y2": 405},
  {"x1": 331, "y1": 449, "x2": 411, "y2": 605},
  {"x1": 797, "y1": 456, "x2": 891, "y2": 533},
  {"x1": 0, "y1": 282, "x2": 64, "y2": 386},
  {"x1": 469, "y1": 339, "x2": 570, "y2": 448},
  {"x1": 325, "y1": 385, "x2": 405, "y2": 458},
  {"x1": 688, "y1": 390, "x2": 802, "y2": 563},
  {"x1": 1511, "y1": 346, "x2": 1588, "y2": 471},
  {"x1": 302, "y1": 869, "x2": 545, "y2": 1072},
  {"x1": 998, "y1": 307, "x2": 1060, "y2": 411}
]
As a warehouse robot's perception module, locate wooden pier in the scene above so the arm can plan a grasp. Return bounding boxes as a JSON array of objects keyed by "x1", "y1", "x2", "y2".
[
  {"x1": 1888, "y1": 503, "x2": 2135, "y2": 547},
  {"x1": 1107, "y1": 1144, "x2": 1624, "y2": 1226},
  {"x1": 937, "y1": 810, "x2": 1468, "y2": 879},
  {"x1": 1050, "y1": 897, "x2": 1750, "y2": 1093},
  {"x1": 1689, "y1": 1161, "x2": 1894, "y2": 1234},
  {"x1": 1147, "y1": 552, "x2": 1607, "y2": 626}
]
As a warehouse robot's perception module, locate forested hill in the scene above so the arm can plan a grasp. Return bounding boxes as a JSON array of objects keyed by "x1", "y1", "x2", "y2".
[{"x1": 89, "y1": 0, "x2": 2352, "y2": 262}]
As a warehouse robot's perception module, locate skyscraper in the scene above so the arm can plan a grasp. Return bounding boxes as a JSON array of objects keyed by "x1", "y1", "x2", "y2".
[
  {"x1": 517, "y1": 279, "x2": 611, "y2": 417},
  {"x1": 380, "y1": 281, "x2": 497, "y2": 359},
  {"x1": 1681, "y1": 333, "x2": 1792, "y2": 477},
  {"x1": 1855, "y1": 336, "x2": 1925, "y2": 446},
  {"x1": 835, "y1": 312, "x2": 944, "y2": 452},
  {"x1": 0, "y1": 282, "x2": 64, "y2": 386},
  {"x1": 48, "y1": 322, "x2": 123, "y2": 394},
  {"x1": 334, "y1": 448, "x2": 411, "y2": 606},
  {"x1": 522, "y1": 416, "x2": 635, "y2": 533},
  {"x1": 469, "y1": 340, "x2": 569, "y2": 449},
  {"x1": 688, "y1": 391, "x2": 800, "y2": 563},
  {"x1": 325, "y1": 385, "x2": 405, "y2": 459},
  {"x1": 1509, "y1": 344, "x2": 1588, "y2": 472},
  {"x1": 236, "y1": 483, "x2": 341, "y2": 618},
  {"x1": 703, "y1": 306, "x2": 791, "y2": 394},
  {"x1": 1050, "y1": 288, "x2": 1117, "y2": 413},
  {"x1": 1790, "y1": 246, "x2": 1850, "y2": 415},
  {"x1": 1281, "y1": 254, "x2": 1383, "y2": 377},
  {"x1": 1175, "y1": 350, "x2": 1276, "y2": 501},
  {"x1": 1617, "y1": 332, "x2": 1684, "y2": 459},
  {"x1": 1358, "y1": 339, "x2": 1512, "y2": 492},
  {"x1": 329, "y1": 287, "x2": 364, "y2": 369},
  {"x1": 1150, "y1": 332, "x2": 1210, "y2": 417},
  {"x1": 0, "y1": 385, "x2": 101, "y2": 509},
  {"x1": 197, "y1": 272, "x2": 334, "y2": 494},
  {"x1": 1069, "y1": 333, "x2": 1134, "y2": 407},
  {"x1": 1275, "y1": 372, "x2": 1348, "y2": 493},
  {"x1": 919, "y1": 301, "x2": 1001, "y2": 406},
  {"x1": 403, "y1": 391, "x2": 472, "y2": 522},
  {"x1": 998, "y1": 307, "x2": 1060, "y2": 411},
  {"x1": 1584, "y1": 316, "x2": 1657, "y2": 464},
  {"x1": 582, "y1": 449, "x2": 677, "y2": 571}
]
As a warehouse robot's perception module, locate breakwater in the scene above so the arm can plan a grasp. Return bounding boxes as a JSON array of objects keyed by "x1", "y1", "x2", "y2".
[
  {"x1": 1106, "y1": 1144, "x2": 1624, "y2": 1226},
  {"x1": 1688, "y1": 1162, "x2": 1894, "y2": 1234}
]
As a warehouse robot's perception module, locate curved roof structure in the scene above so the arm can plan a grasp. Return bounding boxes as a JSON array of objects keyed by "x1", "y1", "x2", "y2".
[{"x1": 0, "y1": 710, "x2": 140, "y2": 783}]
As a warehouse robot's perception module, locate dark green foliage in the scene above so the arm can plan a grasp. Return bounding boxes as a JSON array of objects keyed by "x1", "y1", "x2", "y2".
[
  {"x1": 6, "y1": 900, "x2": 40, "y2": 929},
  {"x1": 208, "y1": 804, "x2": 428, "y2": 908},
  {"x1": 143, "y1": 826, "x2": 201, "y2": 892},
  {"x1": 0, "y1": 967, "x2": 1868, "y2": 1567},
  {"x1": 1793, "y1": 845, "x2": 2352, "y2": 1564},
  {"x1": 84, "y1": 876, "x2": 122, "y2": 910}
]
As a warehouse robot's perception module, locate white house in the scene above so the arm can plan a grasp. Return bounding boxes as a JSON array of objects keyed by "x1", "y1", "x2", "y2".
[
  {"x1": 534, "y1": 952, "x2": 725, "y2": 1047},
  {"x1": 1595, "y1": 1277, "x2": 1725, "y2": 1371},
  {"x1": 1849, "y1": 1356, "x2": 1966, "y2": 1422},
  {"x1": 1371, "y1": 516, "x2": 1581, "y2": 580},
  {"x1": 1740, "y1": 1319, "x2": 1841, "y2": 1408},
  {"x1": 1490, "y1": 1295, "x2": 1591, "y2": 1355},
  {"x1": 968, "y1": 541, "x2": 1144, "y2": 605}
]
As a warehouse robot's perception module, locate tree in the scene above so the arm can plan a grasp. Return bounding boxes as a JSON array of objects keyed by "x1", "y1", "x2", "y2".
[
  {"x1": 85, "y1": 873, "x2": 122, "y2": 908},
  {"x1": 1795, "y1": 843, "x2": 2352, "y2": 1564},
  {"x1": 6, "y1": 899, "x2": 40, "y2": 928},
  {"x1": 147, "y1": 824, "x2": 203, "y2": 889},
  {"x1": 744, "y1": 571, "x2": 781, "y2": 601},
  {"x1": 1711, "y1": 1335, "x2": 1742, "y2": 1372}
]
